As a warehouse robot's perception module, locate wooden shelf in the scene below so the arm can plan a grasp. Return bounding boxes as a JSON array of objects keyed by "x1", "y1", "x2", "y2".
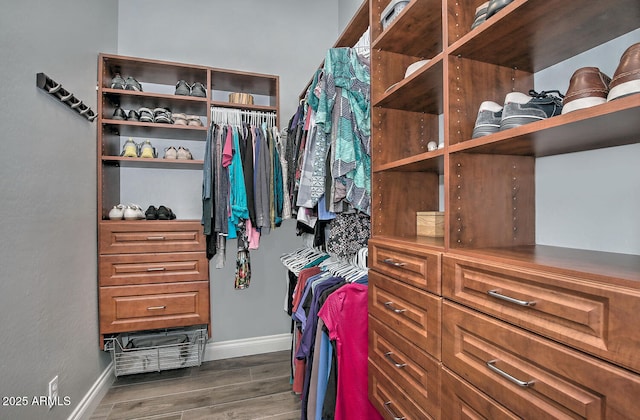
[
  {"x1": 373, "y1": 149, "x2": 444, "y2": 173},
  {"x1": 450, "y1": 94, "x2": 640, "y2": 157},
  {"x1": 102, "y1": 119, "x2": 207, "y2": 140},
  {"x1": 102, "y1": 89, "x2": 208, "y2": 115},
  {"x1": 373, "y1": 55, "x2": 443, "y2": 113},
  {"x1": 371, "y1": 0, "x2": 442, "y2": 58},
  {"x1": 102, "y1": 156, "x2": 204, "y2": 169},
  {"x1": 450, "y1": 0, "x2": 640, "y2": 72}
]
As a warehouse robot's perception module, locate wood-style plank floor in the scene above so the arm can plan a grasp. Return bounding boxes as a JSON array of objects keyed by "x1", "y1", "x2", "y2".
[{"x1": 90, "y1": 350, "x2": 301, "y2": 420}]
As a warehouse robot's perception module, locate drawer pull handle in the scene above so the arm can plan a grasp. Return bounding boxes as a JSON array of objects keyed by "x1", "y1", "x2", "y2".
[
  {"x1": 384, "y1": 301, "x2": 407, "y2": 314},
  {"x1": 384, "y1": 351, "x2": 407, "y2": 368},
  {"x1": 487, "y1": 290, "x2": 536, "y2": 307},
  {"x1": 486, "y1": 360, "x2": 534, "y2": 387},
  {"x1": 383, "y1": 401, "x2": 406, "y2": 420},
  {"x1": 383, "y1": 258, "x2": 407, "y2": 267},
  {"x1": 146, "y1": 267, "x2": 166, "y2": 272},
  {"x1": 147, "y1": 306, "x2": 166, "y2": 311},
  {"x1": 146, "y1": 236, "x2": 166, "y2": 240}
]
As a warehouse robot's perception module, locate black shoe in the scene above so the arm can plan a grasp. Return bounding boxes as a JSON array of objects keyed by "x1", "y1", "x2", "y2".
[
  {"x1": 112, "y1": 107, "x2": 127, "y2": 120},
  {"x1": 145, "y1": 205, "x2": 158, "y2": 220},
  {"x1": 175, "y1": 80, "x2": 191, "y2": 96},
  {"x1": 157, "y1": 205, "x2": 176, "y2": 220},
  {"x1": 190, "y1": 82, "x2": 207, "y2": 98},
  {"x1": 127, "y1": 109, "x2": 140, "y2": 121}
]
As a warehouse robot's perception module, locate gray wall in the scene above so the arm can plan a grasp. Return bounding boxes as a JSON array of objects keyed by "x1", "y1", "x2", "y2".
[
  {"x1": 535, "y1": 29, "x2": 640, "y2": 255},
  {"x1": 116, "y1": 0, "x2": 344, "y2": 342},
  {"x1": 0, "y1": 1, "x2": 118, "y2": 419}
]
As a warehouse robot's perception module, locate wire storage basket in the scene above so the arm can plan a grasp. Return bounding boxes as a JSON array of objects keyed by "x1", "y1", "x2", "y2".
[{"x1": 105, "y1": 326, "x2": 207, "y2": 377}]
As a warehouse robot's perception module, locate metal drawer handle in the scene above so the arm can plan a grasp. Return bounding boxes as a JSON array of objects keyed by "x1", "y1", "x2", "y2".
[
  {"x1": 383, "y1": 401, "x2": 406, "y2": 420},
  {"x1": 146, "y1": 267, "x2": 166, "y2": 272},
  {"x1": 146, "y1": 236, "x2": 166, "y2": 240},
  {"x1": 147, "y1": 306, "x2": 166, "y2": 311},
  {"x1": 487, "y1": 289, "x2": 536, "y2": 307},
  {"x1": 384, "y1": 301, "x2": 407, "y2": 314},
  {"x1": 486, "y1": 360, "x2": 534, "y2": 387},
  {"x1": 383, "y1": 258, "x2": 407, "y2": 267},
  {"x1": 384, "y1": 351, "x2": 407, "y2": 368}
]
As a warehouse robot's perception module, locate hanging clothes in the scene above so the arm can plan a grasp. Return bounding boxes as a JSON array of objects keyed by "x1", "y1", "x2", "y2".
[
  {"x1": 202, "y1": 106, "x2": 289, "y2": 270},
  {"x1": 318, "y1": 283, "x2": 382, "y2": 420}
]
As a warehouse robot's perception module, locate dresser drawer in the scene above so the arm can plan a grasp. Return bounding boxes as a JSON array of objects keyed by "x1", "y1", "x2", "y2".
[
  {"x1": 442, "y1": 301, "x2": 640, "y2": 419},
  {"x1": 443, "y1": 254, "x2": 640, "y2": 373},
  {"x1": 369, "y1": 270, "x2": 441, "y2": 359},
  {"x1": 369, "y1": 315, "x2": 441, "y2": 417},
  {"x1": 441, "y1": 367, "x2": 519, "y2": 420},
  {"x1": 99, "y1": 220, "x2": 205, "y2": 254},
  {"x1": 100, "y1": 281, "x2": 210, "y2": 334},
  {"x1": 369, "y1": 362, "x2": 435, "y2": 420},
  {"x1": 99, "y1": 252, "x2": 208, "y2": 286},
  {"x1": 369, "y1": 238, "x2": 441, "y2": 294}
]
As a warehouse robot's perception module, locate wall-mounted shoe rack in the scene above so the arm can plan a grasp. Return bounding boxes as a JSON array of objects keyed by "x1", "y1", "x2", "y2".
[
  {"x1": 36, "y1": 72, "x2": 97, "y2": 121},
  {"x1": 96, "y1": 53, "x2": 279, "y2": 354},
  {"x1": 365, "y1": 0, "x2": 640, "y2": 418}
]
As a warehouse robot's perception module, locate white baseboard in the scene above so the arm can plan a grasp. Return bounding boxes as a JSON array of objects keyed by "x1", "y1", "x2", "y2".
[
  {"x1": 68, "y1": 362, "x2": 114, "y2": 420},
  {"x1": 204, "y1": 333, "x2": 292, "y2": 361}
]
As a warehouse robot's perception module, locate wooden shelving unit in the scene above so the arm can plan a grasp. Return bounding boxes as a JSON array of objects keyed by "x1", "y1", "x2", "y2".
[{"x1": 367, "y1": 0, "x2": 640, "y2": 418}]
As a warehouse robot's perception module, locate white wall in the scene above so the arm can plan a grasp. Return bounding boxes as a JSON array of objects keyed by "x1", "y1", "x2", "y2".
[
  {"x1": 535, "y1": 29, "x2": 640, "y2": 255},
  {"x1": 0, "y1": 1, "x2": 118, "y2": 419},
  {"x1": 116, "y1": 0, "x2": 343, "y2": 342}
]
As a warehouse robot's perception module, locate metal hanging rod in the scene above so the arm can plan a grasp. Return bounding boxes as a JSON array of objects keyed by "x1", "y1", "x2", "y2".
[{"x1": 36, "y1": 72, "x2": 97, "y2": 122}]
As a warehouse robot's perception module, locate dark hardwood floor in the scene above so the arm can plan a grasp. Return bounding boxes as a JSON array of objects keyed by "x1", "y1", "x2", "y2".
[{"x1": 90, "y1": 350, "x2": 301, "y2": 420}]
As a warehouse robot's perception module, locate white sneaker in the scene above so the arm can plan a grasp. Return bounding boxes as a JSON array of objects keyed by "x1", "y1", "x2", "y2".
[
  {"x1": 177, "y1": 146, "x2": 193, "y2": 160},
  {"x1": 108, "y1": 204, "x2": 126, "y2": 220},
  {"x1": 124, "y1": 204, "x2": 145, "y2": 220},
  {"x1": 140, "y1": 140, "x2": 156, "y2": 158},
  {"x1": 164, "y1": 146, "x2": 178, "y2": 159}
]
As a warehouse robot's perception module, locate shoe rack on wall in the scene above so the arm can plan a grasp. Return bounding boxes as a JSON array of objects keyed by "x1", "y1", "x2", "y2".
[
  {"x1": 96, "y1": 54, "x2": 279, "y2": 348},
  {"x1": 366, "y1": 0, "x2": 640, "y2": 418}
]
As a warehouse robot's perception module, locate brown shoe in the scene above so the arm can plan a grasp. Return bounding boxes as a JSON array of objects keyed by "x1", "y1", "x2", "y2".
[
  {"x1": 561, "y1": 67, "x2": 611, "y2": 114},
  {"x1": 607, "y1": 42, "x2": 640, "y2": 102}
]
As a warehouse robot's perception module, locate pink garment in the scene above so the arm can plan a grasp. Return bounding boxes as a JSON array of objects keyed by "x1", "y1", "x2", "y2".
[
  {"x1": 245, "y1": 218, "x2": 260, "y2": 250},
  {"x1": 221, "y1": 125, "x2": 233, "y2": 167},
  {"x1": 318, "y1": 283, "x2": 382, "y2": 420}
]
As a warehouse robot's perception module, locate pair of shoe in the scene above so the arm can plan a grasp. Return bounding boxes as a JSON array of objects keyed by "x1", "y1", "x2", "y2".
[
  {"x1": 109, "y1": 204, "x2": 145, "y2": 220},
  {"x1": 172, "y1": 113, "x2": 203, "y2": 126},
  {"x1": 110, "y1": 73, "x2": 143, "y2": 92},
  {"x1": 472, "y1": 90, "x2": 564, "y2": 138},
  {"x1": 175, "y1": 80, "x2": 207, "y2": 98},
  {"x1": 121, "y1": 138, "x2": 158, "y2": 158},
  {"x1": 562, "y1": 42, "x2": 640, "y2": 114},
  {"x1": 145, "y1": 205, "x2": 176, "y2": 220},
  {"x1": 163, "y1": 146, "x2": 193, "y2": 160},
  {"x1": 112, "y1": 107, "x2": 146, "y2": 121},
  {"x1": 137, "y1": 107, "x2": 172, "y2": 124},
  {"x1": 471, "y1": 0, "x2": 513, "y2": 30}
]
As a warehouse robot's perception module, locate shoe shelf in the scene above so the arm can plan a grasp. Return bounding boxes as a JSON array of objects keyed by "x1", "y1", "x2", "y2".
[
  {"x1": 102, "y1": 89, "x2": 208, "y2": 116},
  {"x1": 102, "y1": 156, "x2": 204, "y2": 169},
  {"x1": 449, "y1": 93, "x2": 640, "y2": 157},
  {"x1": 100, "y1": 54, "x2": 210, "y2": 90},
  {"x1": 449, "y1": 0, "x2": 640, "y2": 73},
  {"x1": 102, "y1": 119, "x2": 207, "y2": 141}
]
